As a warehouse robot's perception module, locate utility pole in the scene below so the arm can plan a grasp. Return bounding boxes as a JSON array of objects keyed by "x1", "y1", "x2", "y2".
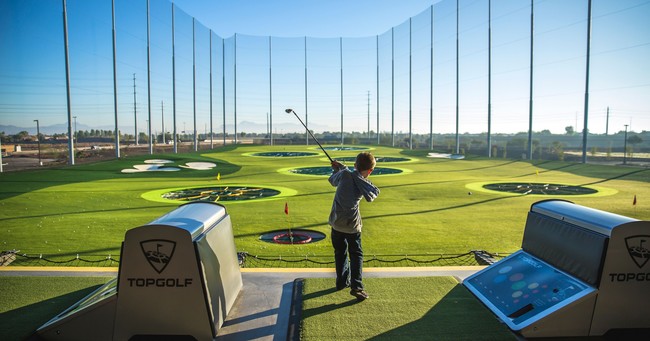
[
  {"x1": 133, "y1": 73, "x2": 138, "y2": 145},
  {"x1": 34, "y1": 119, "x2": 42, "y2": 166},
  {"x1": 623, "y1": 124, "x2": 628, "y2": 165},
  {"x1": 63, "y1": 0, "x2": 75, "y2": 164},
  {"x1": 266, "y1": 112, "x2": 269, "y2": 144},
  {"x1": 161, "y1": 101, "x2": 165, "y2": 144},
  {"x1": 605, "y1": 106, "x2": 609, "y2": 136}
]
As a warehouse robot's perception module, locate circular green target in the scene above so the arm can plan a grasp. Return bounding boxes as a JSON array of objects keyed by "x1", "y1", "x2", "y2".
[
  {"x1": 248, "y1": 151, "x2": 318, "y2": 157},
  {"x1": 162, "y1": 186, "x2": 280, "y2": 202},
  {"x1": 334, "y1": 156, "x2": 411, "y2": 163},
  {"x1": 466, "y1": 181, "x2": 616, "y2": 197},
  {"x1": 142, "y1": 184, "x2": 297, "y2": 204},
  {"x1": 284, "y1": 166, "x2": 405, "y2": 176},
  {"x1": 482, "y1": 183, "x2": 597, "y2": 195},
  {"x1": 321, "y1": 146, "x2": 370, "y2": 151}
]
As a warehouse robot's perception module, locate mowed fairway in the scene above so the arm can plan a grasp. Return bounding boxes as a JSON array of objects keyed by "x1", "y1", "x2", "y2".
[{"x1": 1, "y1": 145, "x2": 648, "y2": 265}]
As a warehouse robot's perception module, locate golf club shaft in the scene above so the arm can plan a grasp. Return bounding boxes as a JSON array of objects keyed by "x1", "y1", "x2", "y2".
[{"x1": 288, "y1": 110, "x2": 334, "y2": 163}]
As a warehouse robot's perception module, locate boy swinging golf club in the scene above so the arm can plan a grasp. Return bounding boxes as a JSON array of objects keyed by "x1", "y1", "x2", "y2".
[{"x1": 287, "y1": 107, "x2": 380, "y2": 301}]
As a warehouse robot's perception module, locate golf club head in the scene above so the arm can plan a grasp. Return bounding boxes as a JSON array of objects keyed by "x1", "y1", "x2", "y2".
[{"x1": 285, "y1": 108, "x2": 293, "y2": 114}]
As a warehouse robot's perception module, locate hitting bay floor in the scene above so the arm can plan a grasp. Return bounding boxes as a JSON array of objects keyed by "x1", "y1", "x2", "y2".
[{"x1": 0, "y1": 266, "x2": 485, "y2": 340}]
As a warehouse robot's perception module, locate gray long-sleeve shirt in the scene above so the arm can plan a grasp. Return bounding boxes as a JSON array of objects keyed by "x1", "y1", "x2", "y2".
[{"x1": 328, "y1": 166, "x2": 380, "y2": 234}]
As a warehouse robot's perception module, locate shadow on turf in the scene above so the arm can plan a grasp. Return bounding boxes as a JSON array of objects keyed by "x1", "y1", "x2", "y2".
[
  {"x1": 291, "y1": 280, "x2": 517, "y2": 341},
  {"x1": 413, "y1": 160, "x2": 521, "y2": 174},
  {"x1": 511, "y1": 162, "x2": 582, "y2": 178},
  {"x1": 232, "y1": 196, "x2": 520, "y2": 240},
  {"x1": 300, "y1": 298, "x2": 359, "y2": 318},
  {"x1": 275, "y1": 178, "x2": 468, "y2": 201},
  {"x1": 287, "y1": 279, "x2": 360, "y2": 341},
  {"x1": 0, "y1": 285, "x2": 104, "y2": 341},
  {"x1": 580, "y1": 168, "x2": 649, "y2": 185},
  {"x1": 363, "y1": 195, "x2": 516, "y2": 222},
  {"x1": 365, "y1": 284, "x2": 518, "y2": 340},
  {"x1": 532, "y1": 162, "x2": 650, "y2": 184},
  {"x1": 364, "y1": 284, "x2": 650, "y2": 341},
  {"x1": 512, "y1": 163, "x2": 649, "y2": 188},
  {"x1": 0, "y1": 204, "x2": 177, "y2": 224}
]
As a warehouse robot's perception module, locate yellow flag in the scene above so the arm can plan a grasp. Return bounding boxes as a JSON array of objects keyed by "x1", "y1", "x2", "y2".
[
  {"x1": 535, "y1": 170, "x2": 539, "y2": 176},
  {"x1": 217, "y1": 173, "x2": 221, "y2": 181}
]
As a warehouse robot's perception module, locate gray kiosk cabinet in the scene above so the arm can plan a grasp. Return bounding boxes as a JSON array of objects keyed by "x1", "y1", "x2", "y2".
[
  {"x1": 36, "y1": 202, "x2": 242, "y2": 341},
  {"x1": 464, "y1": 199, "x2": 650, "y2": 338}
]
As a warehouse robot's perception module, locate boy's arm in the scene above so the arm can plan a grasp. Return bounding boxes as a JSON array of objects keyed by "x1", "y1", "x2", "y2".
[
  {"x1": 359, "y1": 179, "x2": 380, "y2": 202},
  {"x1": 328, "y1": 161, "x2": 348, "y2": 186}
]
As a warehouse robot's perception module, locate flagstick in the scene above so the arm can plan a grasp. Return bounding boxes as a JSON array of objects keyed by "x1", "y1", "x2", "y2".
[
  {"x1": 285, "y1": 202, "x2": 293, "y2": 244},
  {"x1": 285, "y1": 215, "x2": 294, "y2": 244}
]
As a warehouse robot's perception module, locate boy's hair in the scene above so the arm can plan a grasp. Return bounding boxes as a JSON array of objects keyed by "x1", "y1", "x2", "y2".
[{"x1": 355, "y1": 152, "x2": 376, "y2": 172}]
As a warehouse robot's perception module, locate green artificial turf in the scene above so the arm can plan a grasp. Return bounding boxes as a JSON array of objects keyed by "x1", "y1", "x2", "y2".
[
  {"x1": 299, "y1": 276, "x2": 516, "y2": 340},
  {"x1": 0, "y1": 276, "x2": 112, "y2": 340},
  {"x1": 0, "y1": 276, "x2": 515, "y2": 341},
  {"x1": 1, "y1": 145, "x2": 648, "y2": 266}
]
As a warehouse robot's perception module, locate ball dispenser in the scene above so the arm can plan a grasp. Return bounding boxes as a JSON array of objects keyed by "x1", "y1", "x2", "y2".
[
  {"x1": 35, "y1": 202, "x2": 242, "y2": 340},
  {"x1": 463, "y1": 199, "x2": 649, "y2": 338}
]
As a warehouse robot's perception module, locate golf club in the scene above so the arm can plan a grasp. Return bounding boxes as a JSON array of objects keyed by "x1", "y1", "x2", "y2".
[{"x1": 285, "y1": 108, "x2": 334, "y2": 163}]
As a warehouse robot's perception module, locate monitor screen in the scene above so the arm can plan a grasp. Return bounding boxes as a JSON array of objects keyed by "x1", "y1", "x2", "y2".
[{"x1": 464, "y1": 250, "x2": 595, "y2": 329}]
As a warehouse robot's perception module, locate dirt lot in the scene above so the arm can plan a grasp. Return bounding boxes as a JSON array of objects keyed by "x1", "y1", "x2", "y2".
[{"x1": 1, "y1": 143, "x2": 176, "y2": 172}]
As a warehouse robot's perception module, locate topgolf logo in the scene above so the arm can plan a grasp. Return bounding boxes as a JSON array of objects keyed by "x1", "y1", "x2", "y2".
[
  {"x1": 625, "y1": 235, "x2": 650, "y2": 269},
  {"x1": 140, "y1": 239, "x2": 176, "y2": 274}
]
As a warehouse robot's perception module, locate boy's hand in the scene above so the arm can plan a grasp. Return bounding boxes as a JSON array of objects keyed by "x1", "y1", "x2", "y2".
[{"x1": 331, "y1": 160, "x2": 344, "y2": 172}]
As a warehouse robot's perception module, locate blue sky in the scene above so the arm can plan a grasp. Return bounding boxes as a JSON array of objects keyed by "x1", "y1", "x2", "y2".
[
  {"x1": 1, "y1": 0, "x2": 649, "y2": 136},
  {"x1": 172, "y1": 0, "x2": 439, "y2": 38}
]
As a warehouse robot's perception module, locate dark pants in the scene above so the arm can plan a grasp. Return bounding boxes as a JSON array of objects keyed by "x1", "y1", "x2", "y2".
[{"x1": 331, "y1": 228, "x2": 363, "y2": 290}]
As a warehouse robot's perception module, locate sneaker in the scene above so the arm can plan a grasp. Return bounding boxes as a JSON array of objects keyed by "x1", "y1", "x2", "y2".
[{"x1": 350, "y1": 289, "x2": 369, "y2": 301}]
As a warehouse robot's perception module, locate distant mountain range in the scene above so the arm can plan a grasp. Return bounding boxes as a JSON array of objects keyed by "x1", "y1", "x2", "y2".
[
  {"x1": 0, "y1": 123, "x2": 108, "y2": 135},
  {"x1": 1, "y1": 120, "x2": 332, "y2": 136}
]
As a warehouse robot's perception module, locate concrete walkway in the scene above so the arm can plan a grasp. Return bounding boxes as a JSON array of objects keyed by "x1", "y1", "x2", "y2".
[{"x1": 0, "y1": 266, "x2": 485, "y2": 340}]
